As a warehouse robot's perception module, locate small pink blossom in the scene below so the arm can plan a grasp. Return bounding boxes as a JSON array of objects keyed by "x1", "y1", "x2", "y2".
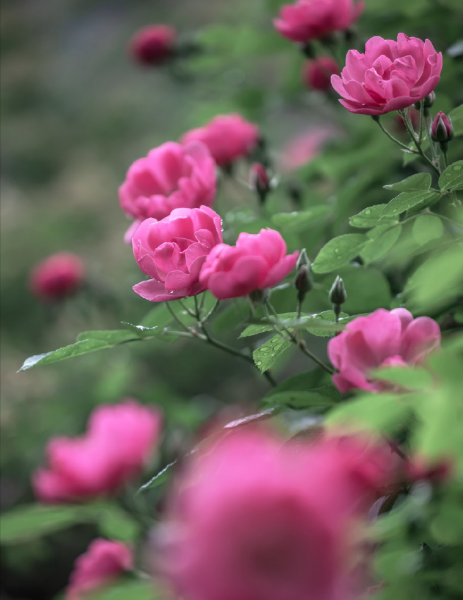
[
  {"x1": 274, "y1": 0, "x2": 364, "y2": 44},
  {"x1": 331, "y1": 34, "x2": 442, "y2": 115},
  {"x1": 66, "y1": 539, "x2": 132, "y2": 600},
  {"x1": 158, "y1": 429, "x2": 397, "y2": 600},
  {"x1": 328, "y1": 308, "x2": 441, "y2": 393},
  {"x1": 30, "y1": 253, "x2": 84, "y2": 301},
  {"x1": 278, "y1": 127, "x2": 338, "y2": 172},
  {"x1": 129, "y1": 25, "x2": 176, "y2": 66},
  {"x1": 34, "y1": 400, "x2": 161, "y2": 503},
  {"x1": 119, "y1": 142, "x2": 216, "y2": 241},
  {"x1": 181, "y1": 114, "x2": 259, "y2": 167},
  {"x1": 199, "y1": 229, "x2": 298, "y2": 300},
  {"x1": 132, "y1": 206, "x2": 223, "y2": 302},
  {"x1": 303, "y1": 57, "x2": 340, "y2": 92}
]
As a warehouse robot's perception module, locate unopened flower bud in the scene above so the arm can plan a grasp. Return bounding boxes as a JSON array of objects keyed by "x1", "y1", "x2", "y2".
[
  {"x1": 294, "y1": 264, "x2": 313, "y2": 302},
  {"x1": 329, "y1": 276, "x2": 347, "y2": 306},
  {"x1": 414, "y1": 91, "x2": 435, "y2": 111},
  {"x1": 129, "y1": 25, "x2": 176, "y2": 66},
  {"x1": 301, "y1": 42, "x2": 315, "y2": 59},
  {"x1": 430, "y1": 111, "x2": 454, "y2": 143},
  {"x1": 249, "y1": 163, "x2": 271, "y2": 204}
]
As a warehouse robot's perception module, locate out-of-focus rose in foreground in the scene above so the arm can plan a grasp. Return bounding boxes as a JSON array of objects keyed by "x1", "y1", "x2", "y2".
[
  {"x1": 29, "y1": 253, "x2": 84, "y2": 302},
  {"x1": 181, "y1": 114, "x2": 259, "y2": 167},
  {"x1": 278, "y1": 127, "x2": 339, "y2": 172},
  {"x1": 66, "y1": 539, "x2": 132, "y2": 599},
  {"x1": 155, "y1": 428, "x2": 397, "y2": 600},
  {"x1": 34, "y1": 400, "x2": 161, "y2": 503},
  {"x1": 274, "y1": 0, "x2": 364, "y2": 44},
  {"x1": 129, "y1": 25, "x2": 176, "y2": 66},
  {"x1": 328, "y1": 308, "x2": 441, "y2": 393},
  {"x1": 132, "y1": 206, "x2": 223, "y2": 302},
  {"x1": 332, "y1": 34, "x2": 442, "y2": 115},
  {"x1": 200, "y1": 229, "x2": 298, "y2": 300},
  {"x1": 119, "y1": 141, "x2": 216, "y2": 241}
]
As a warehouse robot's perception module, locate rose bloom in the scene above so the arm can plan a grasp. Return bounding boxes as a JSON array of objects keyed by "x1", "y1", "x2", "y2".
[
  {"x1": 181, "y1": 114, "x2": 259, "y2": 167},
  {"x1": 331, "y1": 34, "x2": 442, "y2": 115},
  {"x1": 119, "y1": 141, "x2": 216, "y2": 241},
  {"x1": 274, "y1": 0, "x2": 364, "y2": 44},
  {"x1": 132, "y1": 206, "x2": 223, "y2": 302},
  {"x1": 199, "y1": 229, "x2": 299, "y2": 300},
  {"x1": 157, "y1": 428, "x2": 397, "y2": 600},
  {"x1": 66, "y1": 539, "x2": 132, "y2": 600},
  {"x1": 328, "y1": 308, "x2": 441, "y2": 393},
  {"x1": 33, "y1": 400, "x2": 162, "y2": 503},
  {"x1": 129, "y1": 25, "x2": 176, "y2": 66},
  {"x1": 30, "y1": 253, "x2": 84, "y2": 301},
  {"x1": 303, "y1": 57, "x2": 340, "y2": 92},
  {"x1": 278, "y1": 127, "x2": 338, "y2": 172}
]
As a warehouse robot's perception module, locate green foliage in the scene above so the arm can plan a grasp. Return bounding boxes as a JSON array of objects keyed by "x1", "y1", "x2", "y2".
[
  {"x1": 438, "y1": 160, "x2": 463, "y2": 191},
  {"x1": 312, "y1": 234, "x2": 368, "y2": 273},
  {"x1": 253, "y1": 334, "x2": 292, "y2": 372},
  {"x1": 87, "y1": 581, "x2": 157, "y2": 600},
  {"x1": 349, "y1": 205, "x2": 398, "y2": 228}
]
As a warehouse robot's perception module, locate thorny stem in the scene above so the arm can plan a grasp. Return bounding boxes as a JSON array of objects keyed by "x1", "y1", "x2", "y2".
[{"x1": 265, "y1": 301, "x2": 335, "y2": 375}]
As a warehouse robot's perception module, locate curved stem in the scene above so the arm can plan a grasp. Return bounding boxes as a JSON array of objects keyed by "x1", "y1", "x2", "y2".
[
  {"x1": 399, "y1": 109, "x2": 440, "y2": 175},
  {"x1": 373, "y1": 116, "x2": 413, "y2": 151},
  {"x1": 166, "y1": 302, "x2": 191, "y2": 333}
]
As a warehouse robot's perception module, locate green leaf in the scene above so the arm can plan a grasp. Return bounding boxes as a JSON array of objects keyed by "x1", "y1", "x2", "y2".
[
  {"x1": 412, "y1": 215, "x2": 444, "y2": 246},
  {"x1": 0, "y1": 505, "x2": 94, "y2": 544},
  {"x1": 239, "y1": 311, "x2": 348, "y2": 338},
  {"x1": 360, "y1": 226, "x2": 402, "y2": 264},
  {"x1": 438, "y1": 160, "x2": 463, "y2": 191},
  {"x1": 87, "y1": 581, "x2": 156, "y2": 600},
  {"x1": 76, "y1": 330, "x2": 139, "y2": 344},
  {"x1": 336, "y1": 267, "x2": 391, "y2": 315},
  {"x1": 98, "y1": 505, "x2": 141, "y2": 543},
  {"x1": 384, "y1": 173, "x2": 432, "y2": 192},
  {"x1": 370, "y1": 366, "x2": 433, "y2": 391},
  {"x1": 272, "y1": 206, "x2": 332, "y2": 234},
  {"x1": 265, "y1": 370, "x2": 330, "y2": 397},
  {"x1": 312, "y1": 234, "x2": 368, "y2": 274},
  {"x1": 448, "y1": 103, "x2": 463, "y2": 137},
  {"x1": 382, "y1": 190, "x2": 441, "y2": 217},
  {"x1": 253, "y1": 334, "x2": 292, "y2": 372},
  {"x1": 349, "y1": 205, "x2": 398, "y2": 228},
  {"x1": 263, "y1": 387, "x2": 339, "y2": 409},
  {"x1": 138, "y1": 460, "x2": 178, "y2": 493},
  {"x1": 19, "y1": 340, "x2": 110, "y2": 371}
]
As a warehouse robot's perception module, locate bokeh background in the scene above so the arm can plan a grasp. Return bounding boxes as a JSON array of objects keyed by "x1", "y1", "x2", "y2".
[{"x1": 1, "y1": 0, "x2": 462, "y2": 598}]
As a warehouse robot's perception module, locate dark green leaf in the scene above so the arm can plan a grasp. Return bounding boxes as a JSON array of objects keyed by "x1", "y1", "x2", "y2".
[
  {"x1": 349, "y1": 205, "x2": 398, "y2": 228},
  {"x1": 138, "y1": 460, "x2": 177, "y2": 493},
  {"x1": 438, "y1": 160, "x2": 463, "y2": 191},
  {"x1": 312, "y1": 234, "x2": 368, "y2": 274},
  {"x1": 253, "y1": 334, "x2": 292, "y2": 372},
  {"x1": 384, "y1": 173, "x2": 432, "y2": 192},
  {"x1": 76, "y1": 330, "x2": 138, "y2": 344},
  {"x1": 98, "y1": 505, "x2": 141, "y2": 543},
  {"x1": 272, "y1": 206, "x2": 332, "y2": 234},
  {"x1": 382, "y1": 190, "x2": 441, "y2": 217},
  {"x1": 262, "y1": 388, "x2": 338, "y2": 409},
  {"x1": 448, "y1": 103, "x2": 463, "y2": 137},
  {"x1": 265, "y1": 370, "x2": 330, "y2": 397},
  {"x1": 412, "y1": 215, "x2": 444, "y2": 246},
  {"x1": 360, "y1": 226, "x2": 402, "y2": 264}
]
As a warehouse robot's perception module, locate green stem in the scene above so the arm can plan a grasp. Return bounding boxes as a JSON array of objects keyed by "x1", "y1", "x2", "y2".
[
  {"x1": 442, "y1": 150, "x2": 449, "y2": 169},
  {"x1": 418, "y1": 100, "x2": 424, "y2": 143},
  {"x1": 398, "y1": 110, "x2": 440, "y2": 175},
  {"x1": 201, "y1": 298, "x2": 220, "y2": 323},
  {"x1": 373, "y1": 116, "x2": 413, "y2": 151},
  {"x1": 166, "y1": 302, "x2": 191, "y2": 333}
]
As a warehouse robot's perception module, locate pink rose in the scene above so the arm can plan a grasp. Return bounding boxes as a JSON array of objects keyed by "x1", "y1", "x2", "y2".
[
  {"x1": 132, "y1": 206, "x2": 223, "y2": 302},
  {"x1": 29, "y1": 253, "x2": 84, "y2": 301},
  {"x1": 33, "y1": 400, "x2": 162, "y2": 503},
  {"x1": 328, "y1": 308, "x2": 441, "y2": 393},
  {"x1": 274, "y1": 0, "x2": 364, "y2": 44},
  {"x1": 119, "y1": 141, "x2": 216, "y2": 241},
  {"x1": 278, "y1": 127, "x2": 339, "y2": 172},
  {"x1": 129, "y1": 25, "x2": 176, "y2": 66},
  {"x1": 199, "y1": 229, "x2": 299, "y2": 300},
  {"x1": 181, "y1": 114, "x2": 259, "y2": 167},
  {"x1": 331, "y1": 34, "x2": 442, "y2": 115},
  {"x1": 66, "y1": 539, "x2": 132, "y2": 600},
  {"x1": 303, "y1": 57, "x2": 340, "y2": 92},
  {"x1": 157, "y1": 429, "x2": 397, "y2": 600}
]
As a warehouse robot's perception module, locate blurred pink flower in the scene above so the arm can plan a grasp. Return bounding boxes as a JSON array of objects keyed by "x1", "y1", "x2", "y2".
[
  {"x1": 29, "y1": 253, "x2": 84, "y2": 302},
  {"x1": 158, "y1": 428, "x2": 397, "y2": 600},
  {"x1": 66, "y1": 539, "x2": 132, "y2": 600},
  {"x1": 132, "y1": 206, "x2": 223, "y2": 302},
  {"x1": 274, "y1": 0, "x2": 364, "y2": 44},
  {"x1": 332, "y1": 34, "x2": 442, "y2": 115},
  {"x1": 328, "y1": 308, "x2": 441, "y2": 393},
  {"x1": 200, "y1": 229, "x2": 298, "y2": 299},
  {"x1": 119, "y1": 141, "x2": 216, "y2": 241},
  {"x1": 303, "y1": 57, "x2": 340, "y2": 92},
  {"x1": 278, "y1": 127, "x2": 338, "y2": 172},
  {"x1": 181, "y1": 114, "x2": 259, "y2": 167},
  {"x1": 129, "y1": 25, "x2": 176, "y2": 66},
  {"x1": 34, "y1": 400, "x2": 161, "y2": 503}
]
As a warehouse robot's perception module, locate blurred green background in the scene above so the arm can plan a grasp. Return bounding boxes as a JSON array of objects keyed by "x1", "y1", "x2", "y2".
[{"x1": 1, "y1": 0, "x2": 462, "y2": 597}]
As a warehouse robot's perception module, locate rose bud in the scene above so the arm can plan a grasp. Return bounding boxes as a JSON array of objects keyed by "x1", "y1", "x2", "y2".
[
  {"x1": 129, "y1": 25, "x2": 176, "y2": 66},
  {"x1": 302, "y1": 57, "x2": 340, "y2": 92},
  {"x1": 249, "y1": 163, "x2": 271, "y2": 204},
  {"x1": 430, "y1": 111, "x2": 454, "y2": 143},
  {"x1": 414, "y1": 91, "x2": 436, "y2": 112},
  {"x1": 29, "y1": 253, "x2": 84, "y2": 302}
]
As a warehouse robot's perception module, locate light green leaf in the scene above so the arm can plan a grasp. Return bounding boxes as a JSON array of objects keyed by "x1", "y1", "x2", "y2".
[
  {"x1": 312, "y1": 234, "x2": 368, "y2": 274},
  {"x1": 349, "y1": 205, "x2": 398, "y2": 228},
  {"x1": 253, "y1": 334, "x2": 292, "y2": 372},
  {"x1": 239, "y1": 311, "x2": 348, "y2": 338},
  {"x1": 384, "y1": 173, "x2": 432, "y2": 193},
  {"x1": 360, "y1": 226, "x2": 402, "y2": 264},
  {"x1": 272, "y1": 206, "x2": 332, "y2": 234},
  {"x1": 76, "y1": 330, "x2": 139, "y2": 344},
  {"x1": 138, "y1": 460, "x2": 178, "y2": 493},
  {"x1": 98, "y1": 505, "x2": 141, "y2": 543},
  {"x1": 438, "y1": 160, "x2": 463, "y2": 191},
  {"x1": 19, "y1": 340, "x2": 111, "y2": 371},
  {"x1": 370, "y1": 366, "x2": 433, "y2": 391},
  {"x1": 121, "y1": 322, "x2": 159, "y2": 338},
  {"x1": 382, "y1": 190, "x2": 441, "y2": 217},
  {"x1": 262, "y1": 388, "x2": 338, "y2": 409},
  {"x1": 88, "y1": 581, "x2": 156, "y2": 600},
  {"x1": 412, "y1": 215, "x2": 444, "y2": 246},
  {"x1": 448, "y1": 103, "x2": 463, "y2": 137},
  {"x1": 0, "y1": 505, "x2": 94, "y2": 544}
]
